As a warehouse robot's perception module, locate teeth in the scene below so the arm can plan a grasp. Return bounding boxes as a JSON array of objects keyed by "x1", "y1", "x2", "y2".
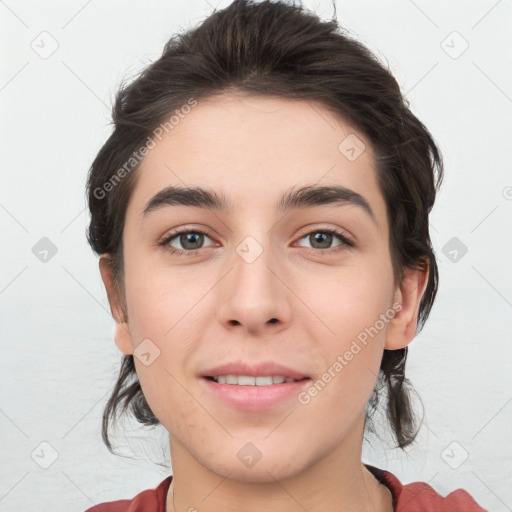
[{"x1": 212, "y1": 375, "x2": 298, "y2": 386}]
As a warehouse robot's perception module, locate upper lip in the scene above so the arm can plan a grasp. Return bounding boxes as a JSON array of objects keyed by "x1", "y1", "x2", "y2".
[{"x1": 200, "y1": 361, "x2": 310, "y2": 380}]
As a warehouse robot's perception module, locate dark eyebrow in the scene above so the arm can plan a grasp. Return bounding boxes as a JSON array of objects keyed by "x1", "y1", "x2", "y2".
[
  {"x1": 142, "y1": 186, "x2": 233, "y2": 216},
  {"x1": 277, "y1": 184, "x2": 375, "y2": 221},
  {"x1": 142, "y1": 184, "x2": 375, "y2": 222}
]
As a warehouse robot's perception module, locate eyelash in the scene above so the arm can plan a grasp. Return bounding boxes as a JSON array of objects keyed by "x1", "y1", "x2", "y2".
[{"x1": 158, "y1": 227, "x2": 355, "y2": 257}]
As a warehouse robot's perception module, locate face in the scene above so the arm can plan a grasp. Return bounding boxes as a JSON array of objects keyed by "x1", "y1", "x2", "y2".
[{"x1": 103, "y1": 92, "x2": 421, "y2": 483}]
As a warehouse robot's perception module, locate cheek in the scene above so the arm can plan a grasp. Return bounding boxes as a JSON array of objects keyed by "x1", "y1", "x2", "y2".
[
  {"x1": 135, "y1": 358, "x2": 202, "y2": 441},
  {"x1": 303, "y1": 259, "x2": 394, "y2": 395},
  {"x1": 305, "y1": 256, "x2": 394, "y2": 336},
  {"x1": 122, "y1": 259, "x2": 208, "y2": 425},
  {"x1": 122, "y1": 252, "x2": 198, "y2": 342}
]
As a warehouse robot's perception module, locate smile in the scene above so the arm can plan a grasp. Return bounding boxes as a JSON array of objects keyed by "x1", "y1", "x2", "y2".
[{"x1": 207, "y1": 375, "x2": 307, "y2": 385}]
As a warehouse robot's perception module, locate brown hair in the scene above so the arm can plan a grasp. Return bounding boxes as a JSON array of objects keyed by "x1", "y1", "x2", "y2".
[{"x1": 86, "y1": 0, "x2": 443, "y2": 453}]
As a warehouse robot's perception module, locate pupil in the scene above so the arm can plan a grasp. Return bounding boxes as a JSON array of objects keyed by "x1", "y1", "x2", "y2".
[
  {"x1": 312, "y1": 232, "x2": 331, "y2": 248},
  {"x1": 181, "y1": 232, "x2": 203, "y2": 250}
]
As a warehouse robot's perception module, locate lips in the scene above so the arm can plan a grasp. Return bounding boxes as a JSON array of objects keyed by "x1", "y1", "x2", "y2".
[
  {"x1": 199, "y1": 361, "x2": 310, "y2": 381},
  {"x1": 200, "y1": 363, "x2": 312, "y2": 411}
]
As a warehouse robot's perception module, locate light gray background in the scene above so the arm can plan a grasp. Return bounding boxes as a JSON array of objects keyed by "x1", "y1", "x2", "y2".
[{"x1": 1, "y1": 0, "x2": 511, "y2": 511}]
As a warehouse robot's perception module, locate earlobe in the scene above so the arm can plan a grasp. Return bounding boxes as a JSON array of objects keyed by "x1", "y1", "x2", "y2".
[
  {"x1": 98, "y1": 255, "x2": 134, "y2": 355},
  {"x1": 384, "y1": 263, "x2": 429, "y2": 350}
]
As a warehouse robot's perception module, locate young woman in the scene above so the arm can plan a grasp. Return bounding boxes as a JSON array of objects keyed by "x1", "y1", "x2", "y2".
[{"x1": 84, "y1": 1, "x2": 487, "y2": 510}]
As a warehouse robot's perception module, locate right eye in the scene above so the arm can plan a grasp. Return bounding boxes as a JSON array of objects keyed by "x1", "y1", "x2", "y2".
[{"x1": 159, "y1": 229, "x2": 216, "y2": 256}]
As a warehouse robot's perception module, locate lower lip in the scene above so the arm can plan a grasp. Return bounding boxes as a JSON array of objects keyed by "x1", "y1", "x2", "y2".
[{"x1": 200, "y1": 377, "x2": 311, "y2": 411}]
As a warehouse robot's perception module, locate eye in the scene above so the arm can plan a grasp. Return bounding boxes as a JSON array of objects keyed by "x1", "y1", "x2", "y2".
[
  {"x1": 159, "y1": 226, "x2": 355, "y2": 257},
  {"x1": 159, "y1": 229, "x2": 215, "y2": 256},
  {"x1": 295, "y1": 228, "x2": 354, "y2": 252}
]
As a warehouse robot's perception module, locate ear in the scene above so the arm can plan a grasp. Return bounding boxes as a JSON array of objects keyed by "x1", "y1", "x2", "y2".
[
  {"x1": 384, "y1": 263, "x2": 429, "y2": 350},
  {"x1": 98, "y1": 255, "x2": 134, "y2": 355}
]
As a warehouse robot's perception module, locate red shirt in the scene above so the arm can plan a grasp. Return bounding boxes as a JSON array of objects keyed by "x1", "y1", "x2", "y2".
[{"x1": 84, "y1": 464, "x2": 487, "y2": 511}]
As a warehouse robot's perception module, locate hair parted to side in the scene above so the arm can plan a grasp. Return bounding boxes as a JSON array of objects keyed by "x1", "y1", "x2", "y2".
[{"x1": 86, "y1": 0, "x2": 443, "y2": 454}]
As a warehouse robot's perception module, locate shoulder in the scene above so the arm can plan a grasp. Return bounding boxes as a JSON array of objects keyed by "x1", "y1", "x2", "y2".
[
  {"x1": 365, "y1": 464, "x2": 488, "y2": 512},
  {"x1": 398, "y1": 481, "x2": 487, "y2": 511},
  {"x1": 83, "y1": 476, "x2": 172, "y2": 512}
]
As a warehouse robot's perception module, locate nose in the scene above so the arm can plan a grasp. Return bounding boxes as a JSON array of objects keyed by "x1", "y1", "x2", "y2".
[{"x1": 216, "y1": 235, "x2": 292, "y2": 336}]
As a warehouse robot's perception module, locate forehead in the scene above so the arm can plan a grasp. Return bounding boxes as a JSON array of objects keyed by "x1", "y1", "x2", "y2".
[{"x1": 126, "y1": 93, "x2": 387, "y2": 224}]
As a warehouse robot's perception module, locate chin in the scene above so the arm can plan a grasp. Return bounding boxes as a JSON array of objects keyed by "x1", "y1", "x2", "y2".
[{"x1": 205, "y1": 452, "x2": 307, "y2": 484}]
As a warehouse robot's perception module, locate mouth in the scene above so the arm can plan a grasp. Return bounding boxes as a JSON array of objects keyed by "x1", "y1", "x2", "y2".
[
  {"x1": 199, "y1": 361, "x2": 311, "y2": 385},
  {"x1": 201, "y1": 375, "x2": 312, "y2": 411},
  {"x1": 199, "y1": 361, "x2": 312, "y2": 411},
  {"x1": 203, "y1": 375, "x2": 311, "y2": 386}
]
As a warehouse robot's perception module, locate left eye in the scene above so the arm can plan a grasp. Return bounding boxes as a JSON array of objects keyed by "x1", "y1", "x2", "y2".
[{"x1": 296, "y1": 229, "x2": 353, "y2": 250}]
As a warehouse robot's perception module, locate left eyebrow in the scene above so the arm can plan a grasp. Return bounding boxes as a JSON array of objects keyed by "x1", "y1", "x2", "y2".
[
  {"x1": 277, "y1": 184, "x2": 376, "y2": 223},
  {"x1": 142, "y1": 184, "x2": 376, "y2": 223}
]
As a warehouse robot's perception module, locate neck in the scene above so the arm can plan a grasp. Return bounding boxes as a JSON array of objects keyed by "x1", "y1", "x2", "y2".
[{"x1": 165, "y1": 412, "x2": 393, "y2": 512}]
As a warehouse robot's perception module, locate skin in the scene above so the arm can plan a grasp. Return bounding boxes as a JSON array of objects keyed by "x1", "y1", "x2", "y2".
[{"x1": 99, "y1": 92, "x2": 428, "y2": 512}]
